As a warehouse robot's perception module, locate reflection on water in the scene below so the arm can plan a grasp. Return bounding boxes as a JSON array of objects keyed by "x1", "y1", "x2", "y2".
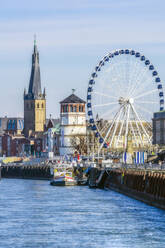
[{"x1": 0, "y1": 179, "x2": 165, "y2": 248}]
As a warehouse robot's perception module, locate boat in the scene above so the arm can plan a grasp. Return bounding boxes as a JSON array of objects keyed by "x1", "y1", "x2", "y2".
[
  {"x1": 77, "y1": 178, "x2": 88, "y2": 186},
  {"x1": 50, "y1": 170, "x2": 78, "y2": 186}
]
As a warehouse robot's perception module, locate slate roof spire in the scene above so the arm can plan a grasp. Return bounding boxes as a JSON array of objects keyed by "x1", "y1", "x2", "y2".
[
  {"x1": 60, "y1": 90, "x2": 86, "y2": 104},
  {"x1": 28, "y1": 35, "x2": 42, "y2": 99}
]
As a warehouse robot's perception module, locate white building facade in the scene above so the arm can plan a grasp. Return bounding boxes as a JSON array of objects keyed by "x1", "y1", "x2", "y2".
[
  {"x1": 59, "y1": 92, "x2": 86, "y2": 156},
  {"x1": 42, "y1": 120, "x2": 60, "y2": 158}
]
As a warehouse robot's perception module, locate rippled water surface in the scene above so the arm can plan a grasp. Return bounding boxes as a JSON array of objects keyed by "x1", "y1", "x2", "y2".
[{"x1": 0, "y1": 179, "x2": 165, "y2": 248}]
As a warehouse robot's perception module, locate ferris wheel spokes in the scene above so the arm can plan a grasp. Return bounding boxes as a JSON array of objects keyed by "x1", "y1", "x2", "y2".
[
  {"x1": 124, "y1": 104, "x2": 131, "y2": 149},
  {"x1": 108, "y1": 107, "x2": 123, "y2": 148},
  {"x1": 125, "y1": 56, "x2": 134, "y2": 98},
  {"x1": 93, "y1": 91, "x2": 119, "y2": 100},
  {"x1": 133, "y1": 104, "x2": 152, "y2": 130},
  {"x1": 131, "y1": 107, "x2": 144, "y2": 147},
  {"x1": 98, "y1": 106, "x2": 122, "y2": 153},
  {"x1": 129, "y1": 120, "x2": 139, "y2": 147},
  {"x1": 131, "y1": 103, "x2": 152, "y2": 144},
  {"x1": 93, "y1": 102, "x2": 118, "y2": 108},
  {"x1": 135, "y1": 103, "x2": 153, "y2": 116},
  {"x1": 127, "y1": 59, "x2": 142, "y2": 97},
  {"x1": 131, "y1": 75, "x2": 154, "y2": 99},
  {"x1": 134, "y1": 89, "x2": 158, "y2": 100},
  {"x1": 115, "y1": 107, "x2": 127, "y2": 148},
  {"x1": 136, "y1": 100, "x2": 158, "y2": 104},
  {"x1": 128, "y1": 65, "x2": 149, "y2": 98},
  {"x1": 98, "y1": 104, "x2": 119, "y2": 120}
]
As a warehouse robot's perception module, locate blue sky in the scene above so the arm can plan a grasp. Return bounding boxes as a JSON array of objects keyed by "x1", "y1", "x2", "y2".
[{"x1": 1, "y1": 0, "x2": 165, "y2": 118}]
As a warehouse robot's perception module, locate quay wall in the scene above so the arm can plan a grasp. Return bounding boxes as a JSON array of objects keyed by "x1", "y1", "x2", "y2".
[
  {"x1": 90, "y1": 168, "x2": 165, "y2": 210},
  {"x1": 1, "y1": 165, "x2": 53, "y2": 180}
]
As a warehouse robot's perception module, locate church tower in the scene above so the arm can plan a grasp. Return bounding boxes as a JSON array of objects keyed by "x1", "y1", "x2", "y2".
[{"x1": 24, "y1": 37, "x2": 46, "y2": 137}]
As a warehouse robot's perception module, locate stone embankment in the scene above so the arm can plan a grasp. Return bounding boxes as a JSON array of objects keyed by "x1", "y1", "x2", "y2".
[
  {"x1": 1, "y1": 164, "x2": 53, "y2": 180},
  {"x1": 89, "y1": 168, "x2": 165, "y2": 210}
]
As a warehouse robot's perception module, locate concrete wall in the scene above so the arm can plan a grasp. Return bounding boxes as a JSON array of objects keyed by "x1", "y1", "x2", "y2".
[
  {"x1": 1, "y1": 164, "x2": 52, "y2": 180},
  {"x1": 90, "y1": 168, "x2": 165, "y2": 210}
]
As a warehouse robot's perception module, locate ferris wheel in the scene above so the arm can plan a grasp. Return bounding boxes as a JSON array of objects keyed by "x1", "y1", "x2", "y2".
[{"x1": 87, "y1": 49, "x2": 164, "y2": 152}]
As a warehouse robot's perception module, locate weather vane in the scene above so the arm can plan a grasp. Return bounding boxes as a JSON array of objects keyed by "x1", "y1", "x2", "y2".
[
  {"x1": 72, "y1": 89, "x2": 75, "y2": 94},
  {"x1": 34, "y1": 34, "x2": 36, "y2": 46}
]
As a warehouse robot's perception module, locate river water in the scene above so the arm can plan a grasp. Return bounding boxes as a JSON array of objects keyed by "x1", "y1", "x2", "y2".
[{"x1": 0, "y1": 179, "x2": 165, "y2": 248}]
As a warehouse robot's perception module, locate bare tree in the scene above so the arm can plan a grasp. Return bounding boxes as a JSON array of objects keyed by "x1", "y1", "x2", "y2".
[{"x1": 70, "y1": 135, "x2": 87, "y2": 155}]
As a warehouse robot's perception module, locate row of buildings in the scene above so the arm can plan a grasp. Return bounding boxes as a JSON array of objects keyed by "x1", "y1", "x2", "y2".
[
  {"x1": 0, "y1": 39, "x2": 165, "y2": 158},
  {"x1": 0, "y1": 39, "x2": 87, "y2": 158}
]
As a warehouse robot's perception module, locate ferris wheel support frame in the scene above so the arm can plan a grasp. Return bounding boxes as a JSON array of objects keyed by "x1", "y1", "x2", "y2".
[{"x1": 98, "y1": 106, "x2": 122, "y2": 153}]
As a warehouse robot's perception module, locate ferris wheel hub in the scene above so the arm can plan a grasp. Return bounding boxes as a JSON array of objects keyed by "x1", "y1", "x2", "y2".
[
  {"x1": 129, "y1": 98, "x2": 134, "y2": 104},
  {"x1": 118, "y1": 97, "x2": 134, "y2": 105}
]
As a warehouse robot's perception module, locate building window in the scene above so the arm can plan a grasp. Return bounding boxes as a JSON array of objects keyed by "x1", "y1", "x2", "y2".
[
  {"x1": 8, "y1": 120, "x2": 12, "y2": 130},
  {"x1": 79, "y1": 105, "x2": 84, "y2": 112},
  {"x1": 156, "y1": 120, "x2": 160, "y2": 131},
  {"x1": 79, "y1": 105, "x2": 83, "y2": 112},
  {"x1": 64, "y1": 105, "x2": 68, "y2": 112},
  {"x1": 74, "y1": 106, "x2": 77, "y2": 112},
  {"x1": 12, "y1": 120, "x2": 16, "y2": 130},
  {"x1": 18, "y1": 120, "x2": 22, "y2": 130},
  {"x1": 31, "y1": 103, "x2": 33, "y2": 109},
  {"x1": 37, "y1": 103, "x2": 39, "y2": 108},
  {"x1": 70, "y1": 105, "x2": 73, "y2": 112},
  {"x1": 42, "y1": 103, "x2": 44, "y2": 108},
  {"x1": 26, "y1": 103, "x2": 29, "y2": 109}
]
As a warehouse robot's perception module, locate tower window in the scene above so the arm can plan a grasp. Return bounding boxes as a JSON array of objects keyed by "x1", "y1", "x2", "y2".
[
  {"x1": 74, "y1": 106, "x2": 77, "y2": 112},
  {"x1": 31, "y1": 103, "x2": 33, "y2": 109},
  {"x1": 42, "y1": 103, "x2": 44, "y2": 108},
  {"x1": 37, "y1": 103, "x2": 39, "y2": 108},
  {"x1": 64, "y1": 105, "x2": 68, "y2": 112},
  {"x1": 70, "y1": 105, "x2": 73, "y2": 112},
  {"x1": 26, "y1": 103, "x2": 29, "y2": 109},
  {"x1": 66, "y1": 105, "x2": 68, "y2": 112}
]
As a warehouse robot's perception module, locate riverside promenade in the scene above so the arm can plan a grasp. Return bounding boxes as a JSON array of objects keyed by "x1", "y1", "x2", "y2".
[
  {"x1": 2, "y1": 161, "x2": 165, "y2": 210},
  {"x1": 89, "y1": 164, "x2": 165, "y2": 210},
  {"x1": 1, "y1": 164, "x2": 52, "y2": 180},
  {"x1": 1, "y1": 160, "x2": 53, "y2": 180}
]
